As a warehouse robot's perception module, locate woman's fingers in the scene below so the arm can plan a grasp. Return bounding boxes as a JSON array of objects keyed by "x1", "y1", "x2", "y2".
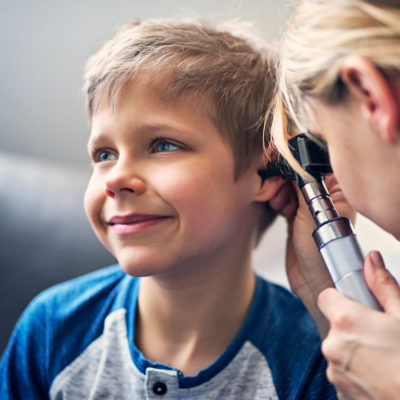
[{"x1": 268, "y1": 180, "x2": 298, "y2": 219}]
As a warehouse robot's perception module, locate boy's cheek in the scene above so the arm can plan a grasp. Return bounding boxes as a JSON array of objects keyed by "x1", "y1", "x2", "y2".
[
  {"x1": 83, "y1": 181, "x2": 103, "y2": 228},
  {"x1": 83, "y1": 186, "x2": 111, "y2": 252},
  {"x1": 83, "y1": 184, "x2": 93, "y2": 218}
]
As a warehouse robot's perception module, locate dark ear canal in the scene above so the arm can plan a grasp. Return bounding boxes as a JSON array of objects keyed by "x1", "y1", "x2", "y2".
[{"x1": 258, "y1": 164, "x2": 282, "y2": 183}]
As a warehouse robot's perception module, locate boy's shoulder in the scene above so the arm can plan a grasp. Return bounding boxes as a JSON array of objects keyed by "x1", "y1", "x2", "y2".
[
  {"x1": 251, "y1": 275, "x2": 319, "y2": 342},
  {"x1": 1, "y1": 265, "x2": 137, "y2": 391},
  {"x1": 25, "y1": 264, "x2": 134, "y2": 329},
  {"x1": 247, "y1": 276, "x2": 332, "y2": 399},
  {"x1": 30, "y1": 263, "x2": 136, "y2": 343},
  {"x1": 34, "y1": 264, "x2": 130, "y2": 308}
]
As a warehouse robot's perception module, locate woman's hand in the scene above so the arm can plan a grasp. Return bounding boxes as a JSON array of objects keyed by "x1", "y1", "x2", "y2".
[
  {"x1": 269, "y1": 174, "x2": 355, "y2": 337},
  {"x1": 318, "y1": 252, "x2": 400, "y2": 400}
]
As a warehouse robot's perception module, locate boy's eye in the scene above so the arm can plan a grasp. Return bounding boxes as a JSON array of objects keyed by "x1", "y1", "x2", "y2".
[
  {"x1": 152, "y1": 139, "x2": 180, "y2": 153},
  {"x1": 99, "y1": 151, "x2": 115, "y2": 161},
  {"x1": 92, "y1": 149, "x2": 117, "y2": 163}
]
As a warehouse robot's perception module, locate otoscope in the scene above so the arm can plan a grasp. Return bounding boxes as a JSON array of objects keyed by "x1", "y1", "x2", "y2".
[{"x1": 259, "y1": 134, "x2": 381, "y2": 310}]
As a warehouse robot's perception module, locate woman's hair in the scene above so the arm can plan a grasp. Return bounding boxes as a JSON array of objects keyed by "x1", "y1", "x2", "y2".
[{"x1": 270, "y1": 0, "x2": 400, "y2": 175}]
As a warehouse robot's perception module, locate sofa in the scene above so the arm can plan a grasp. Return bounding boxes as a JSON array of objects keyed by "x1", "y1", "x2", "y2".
[{"x1": 0, "y1": 152, "x2": 116, "y2": 353}]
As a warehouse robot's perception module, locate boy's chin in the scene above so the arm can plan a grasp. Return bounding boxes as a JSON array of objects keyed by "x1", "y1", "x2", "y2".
[
  {"x1": 116, "y1": 254, "x2": 175, "y2": 278},
  {"x1": 119, "y1": 264, "x2": 157, "y2": 278}
]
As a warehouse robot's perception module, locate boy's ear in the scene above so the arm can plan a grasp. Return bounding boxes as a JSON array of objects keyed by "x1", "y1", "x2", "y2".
[
  {"x1": 340, "y1": 56, "x2": 400, "y2": 143},
  {"x1": 254, "y1": 150, "x2": 285, "y2": 202}
]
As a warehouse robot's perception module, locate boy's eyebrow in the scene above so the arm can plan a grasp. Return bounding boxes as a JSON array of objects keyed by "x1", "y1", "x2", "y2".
[
  {"x1": 140, "y1": 123, "x2": 195, "y2": 136},
  {"x1": 87, "y1": 122, "x2": 198, "y2": 149}
]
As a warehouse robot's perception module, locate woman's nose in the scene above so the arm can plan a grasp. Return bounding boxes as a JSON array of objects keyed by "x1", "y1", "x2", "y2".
[{"x1": 105, "y1": 161, "x2": 146, "y2": 198}]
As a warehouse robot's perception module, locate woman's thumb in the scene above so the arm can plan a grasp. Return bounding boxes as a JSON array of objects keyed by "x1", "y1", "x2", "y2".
[{"x1": 364, "y1": 251, "x2": 400, "y2": 318}]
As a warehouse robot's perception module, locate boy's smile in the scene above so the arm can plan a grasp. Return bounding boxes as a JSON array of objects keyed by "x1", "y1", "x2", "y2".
[
  {"x1": 106, "y1": 213, "x2": 173, "y2": 235},
  {"x1": 84, "y1": 78, "x2": 263, "y2": 277}
]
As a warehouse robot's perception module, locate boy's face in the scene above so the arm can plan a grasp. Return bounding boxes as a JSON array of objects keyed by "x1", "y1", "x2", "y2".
[{"x1": 84, "y1": 79, "x2": 263, "y2": 277}]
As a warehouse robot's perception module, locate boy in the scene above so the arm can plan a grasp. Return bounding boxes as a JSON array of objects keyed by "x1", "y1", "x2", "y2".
[{"x1": 0, "y1": 19, "x2": 335, "y2": 399}]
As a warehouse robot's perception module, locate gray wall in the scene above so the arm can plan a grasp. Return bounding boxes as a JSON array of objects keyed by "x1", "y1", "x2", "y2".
[{"x1": 0, "y1": 0, "x2": 290, "y2": 169}]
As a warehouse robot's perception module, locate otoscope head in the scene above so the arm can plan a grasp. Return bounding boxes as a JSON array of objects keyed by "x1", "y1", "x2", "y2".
[
  {"x1": 259, "y1": 133, "x2": 337, "y2": 225},
  {"x1": 259, "y1": 134, "x2": 332, "y2": 185}
]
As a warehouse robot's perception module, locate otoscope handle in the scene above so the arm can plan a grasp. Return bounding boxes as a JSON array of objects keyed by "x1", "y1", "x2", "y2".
[
  {"x1": 262, "y1": 134, "x2": 383, "y2": 310},
  {"x1": 313, "y1": 218, "x2": 382, "y2": 310}
]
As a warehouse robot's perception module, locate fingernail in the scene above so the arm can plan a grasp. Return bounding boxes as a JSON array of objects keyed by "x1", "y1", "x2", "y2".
[{"x1": 370, "y1": 251, "x2": 385, "y2": 268}]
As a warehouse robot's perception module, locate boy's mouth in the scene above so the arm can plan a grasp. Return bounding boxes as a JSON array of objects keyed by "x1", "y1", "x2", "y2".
[{"x1": 107, "y1": 213, "x2": 172, "y2": 234}]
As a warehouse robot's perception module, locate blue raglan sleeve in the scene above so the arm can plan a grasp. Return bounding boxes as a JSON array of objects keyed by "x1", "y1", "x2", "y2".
[
  {"x1": 0, "y1": 293, "x2": 51, "y2": 399},
  {"x1": 0, "y1": 265, "x2": 128, "y2": 400},
  {"x1": 298, "y1": 352, "x2": 337, "y2": 400}
]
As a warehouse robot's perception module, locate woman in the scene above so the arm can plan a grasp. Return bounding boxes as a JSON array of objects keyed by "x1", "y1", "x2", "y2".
[{"x1": 269, "y1": 1, "x2": 400, "y2": 399}]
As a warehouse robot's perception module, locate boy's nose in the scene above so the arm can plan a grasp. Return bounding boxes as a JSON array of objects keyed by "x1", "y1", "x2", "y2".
[{"x1": 105, "y1": 163, "x2": 146, "y2": 198}]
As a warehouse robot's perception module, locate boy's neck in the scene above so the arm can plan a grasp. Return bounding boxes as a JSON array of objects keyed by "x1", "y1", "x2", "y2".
[{"x1": 134, "y1": 255, "x2": 256, "y2": 377}]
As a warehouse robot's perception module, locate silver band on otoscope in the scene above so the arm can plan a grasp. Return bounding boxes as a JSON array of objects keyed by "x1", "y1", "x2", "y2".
[
  {"x1": 301, "y1": 180, "x2": 338, "y2": 225},
  {"x1": 313, "y1": 219, "x2": 353, "y2": 249}
]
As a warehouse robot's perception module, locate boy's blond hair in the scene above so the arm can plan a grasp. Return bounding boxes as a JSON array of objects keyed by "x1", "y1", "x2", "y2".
[
  {"x1": 270, "y1": 0, "x2": 400, "y2": 176},
  {"x1": 84, "y1": 18, "x2": 278, "y2": 239}
]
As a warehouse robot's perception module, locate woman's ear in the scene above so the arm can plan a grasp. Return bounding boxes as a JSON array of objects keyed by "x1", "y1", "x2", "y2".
[{"x1": 340, "y1": 56, "x2": 400, "y2": 143}]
